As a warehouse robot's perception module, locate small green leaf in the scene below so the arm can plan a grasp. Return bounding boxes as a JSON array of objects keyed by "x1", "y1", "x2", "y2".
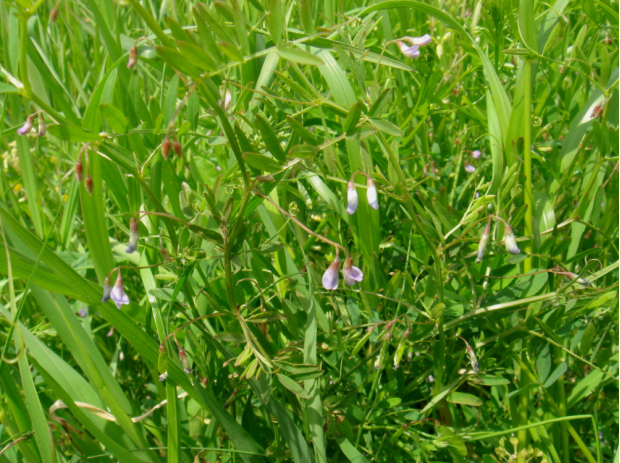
[
  {"x1": 243, "y1": 152, "x2": 282, "y2": 172},
  {"x1": 447, "y1": 391, "x2": 483, "y2": 406},
  {"x1": 276, "y1": 373, "x2": 310, "y2": 400},
  {"x1": 254, "y1": 113, "x2": 286, "y2": 162},
  {"x1": 369, "y1": 118, "x2": 402, "y2": 137},
  {"x1": 343, "y1": 101, "x2": 362, "y2": 134},
  {"x1": 277, "y1": 47, "x2": 324, "y2": 66}
]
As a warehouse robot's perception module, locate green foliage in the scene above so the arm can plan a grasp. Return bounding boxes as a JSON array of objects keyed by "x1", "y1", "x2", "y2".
[{"x1": 0, "y1": 0, "x2": 618, "y2": 462}]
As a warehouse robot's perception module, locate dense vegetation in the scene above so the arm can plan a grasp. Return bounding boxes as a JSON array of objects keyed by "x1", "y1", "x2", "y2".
[{"x1": 0, "y1": 0, "x2": 618, "y2": 461}]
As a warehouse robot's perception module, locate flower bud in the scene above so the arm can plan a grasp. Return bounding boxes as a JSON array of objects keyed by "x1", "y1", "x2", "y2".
[
  {"x1": 17, "y1": 114, "x2": 35, "y2": 135},
  {"x1": 178, "y1": 347, "x2": 193, "y2": 374},
  {"x1": 503, "y1": 224, "x2": 520, "y2": 255},
  {"x1": 127, "y1": 46, "x2": 138, "y2": 69},
  {"x1": 76, "y1": 157, "x2": 83, "y2": 182},
  {"x1": 366, "y1": 178, "x2": 379, "y2": 210},
  {"x1": 50, "y1": 6, "x2": 59, "y2": 22},
  {"x1": 37, "y1": 113, "x2": 46, "y2": 137},
  {"x1": 475, "y1": 223, "x2": 490, "y2": 263},
  {"x1": 565, "y1": 272, "x2": 590, "y2": 286},
  {"x1": 125, "y1": 217, "x2": 140, "y2": 254},
  {"x1": 431, "y1": 161, "x2": 437, "y2": 175},
  {"x1": 423, "y1": 163, "x2": 429, "y2": 176},
  {"x1": 110, "y1": 273, "x2": 130, "y2": 309},
  {"x1": 85, "y1": 173, "x2": 94, "y2": 195},
  {"x1": 346, "y1": 179, "x2": 358, "y2": 215},
  {"x1": 101, "y1": 276, "x2": 112, "y2": 303},
  {"x1": 224, "y1": 88, "x2": 232, "y2": 111},
  {"x1": 342, "y1": 257, "x2": 363, "y2": 286},
  {"x1": 322, "y1": 256, "x2": 340, "y2": 290},
  {"x1": 462, "y1": 338, "x2": 479, "y2": 374},
  {"x1": 464, "y1": 162, "x2": 476, "y2": 173},
  {"x1": 159, "y1": 372, "x2": 168, "y2": 381},
  {"x1": 173, "y1": 138, "x2": 182, "y2": 158},
  {"x1": 162, "y1": 136, "x2": 171, "y2": 160}
]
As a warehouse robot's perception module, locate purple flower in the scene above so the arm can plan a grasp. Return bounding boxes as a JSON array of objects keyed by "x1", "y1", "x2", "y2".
[
  {"x1": 464, "y1": 163, "x2": 476, "y2": 173},
  {"x1": 110, "y1": 273, "x2": 130, "y2": 309},
  {"x1": 471, "y1": 150, "x2": 481, "y2": 159},
  {"x1": 322, "y1": 256, "x2": 340, "y2": 290},
  {"x1": 346, "y1": 179, "x2": 358, "y2": 215},
  {"x1": 396, "y1": 34, "x2": 431, "y2": 59},
  {"x1": 17, "y1": 114, "x2": 35, "y2": 135},
  {"x1": 503, "y1": 225, "x2": 520, "y2": 255},
  {"x1": 102, "y1": 276, "x2": 112, "y2": 303},
  {"x1": 366, "y1": 178, "x2": 379, "y2": 210},
  {"x1": 125, "y1": 217, "x2": 140, "y2": 254},
  {"x1": 127, "y1": 46, "x2": 138, "y2": 69},
  {"x1": 77, "y1": 308, "x2": 88, "y2": 317},
  {"x1": 342, "y1": 257, "x2": 363, "y2": 286}
]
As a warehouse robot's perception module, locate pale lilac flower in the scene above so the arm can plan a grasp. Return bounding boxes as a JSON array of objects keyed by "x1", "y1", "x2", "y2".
[
  {"x1": 464, "y1": 162, "x2": 476, "y2": 173},
  {"x1": 471, "y1": 150, "x2": 481, "y2": 159},
  {"x1": 125, "y1": 217, "x2": 139, "y2": 254},
  {"x1": 461, "y1": 338, "x2": 479, "y2": 374},
  {"x1": 224, "y1": 89, "x2": 232, "y2": 111},
  {"x1": 503, "y1": 225, "x2": 520, "y2": 255},
  {"x1": 396, "y1": 34, "x2": 431, "y2": 59},
  {"x1": 17, "y1": 114, "x2": 35, "y2": 135},
  {"x1": 366, "y1": 178, "x2": 379, "y2": 210},
  {"x1": 37, "y1": 113, "x2": 46, "y2": 137},
  {"x1": 159, "y1": 372, "x2": 168, "y2": 381},
  {"x1": 119, "y1": 351, "x2": 124, "y2": 361},
  {"x1": 475, "y1": 223, "x2": 490, "y2": 263},
  {"x1": 77, "y1": 308, "x2": 88, "y2": 317},
  {"x1": 346, "y1": 179, "x2": 358, "y2": 215},
  {"x1": 110, "y1": 273, "x2": 130, "y2": 309},
  {"x1": 102, "y1": 276, "x2": 112, "y2": 303},
  {"x1": 342, "y1": 257, "x2": 363, "y2": 286},
  {"x1": 322, "y1": 256, "x2": 340, "y2": 290},
  {"x1": 107, "y1": 327, "x2": 114, "y2": 337}
]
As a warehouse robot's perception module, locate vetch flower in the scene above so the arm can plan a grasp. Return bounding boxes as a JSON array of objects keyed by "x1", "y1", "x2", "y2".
[
  {"x1": 224, "y1": 88, "x2": 232, "y2": 111},
  {"x1": 110, "y1": 273, "x2": 130, "y2": 309},
  {"x1": 396, "y1": 34, "x2": 431, "y2": 59},
  {"x1": 564, "y1": 272, "x2": 590, "y2": 286},
  {"x1": 127, "y1": 46, "x2": 138, "y2": 69},
  {"x1": 179, "y1": 347, "x2": 193, "y2": 374},
  {"x1": 37, "y1": 113, "x2": 46, "y2": 137},
  {"x1": 346, "y1": 179, "x2": 358, "y2": 215},
  {"x1": 475, "y1": 222, "x2": 490, "y2": 263},
  {"x1": 366, "y1": 178, "x2": 379, "y2": 210},
  {"x1": 125, "y1": 217, "x2": 140, "y2": 254},
  {"x1": 464, "y1": 162, "x2": 476, "y2": 173},
  {"x1": 76, "y1": 157, "x2": 83, "y2": 182},
  {"x1": 322, "y1": 255, "x2": 340, "y2": 290},
  {"x1": 17, "y1": 114, "x2": 35, "y2": 135},
  {"x1": 342, "y1": 257, "x2": 363, "y2": 286},
  {"x1": 102, "y1": 276, "x2": 112, "y2": 303},
  {"x1": 85, "y1": 173, "x2": 94, "y2": 195},
  {"x1": 162, "y1": 136, "x2": 171, "y2": 159},
  {"x1": 472, "y1": 150, "x2": 481, "y2": 159},
  {"x1": 173, "y1": 138, "x2": 182, "y2": 157},
  {"x1": 461, "y1": 337, "x2": 479, "y2": 374},
  {"x1": 503, "y1": 225, "x2": 520, "y2": 255}
]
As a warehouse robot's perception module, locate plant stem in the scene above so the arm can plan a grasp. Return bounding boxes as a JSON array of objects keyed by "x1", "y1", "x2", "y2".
[{"x1": 523, "y1": 59, "x2": 534, "y2": 273}]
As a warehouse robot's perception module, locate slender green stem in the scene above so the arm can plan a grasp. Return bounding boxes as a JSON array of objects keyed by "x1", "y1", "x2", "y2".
[{"x1": 523, "y1": 59, "x2": 534, "y2": 273}]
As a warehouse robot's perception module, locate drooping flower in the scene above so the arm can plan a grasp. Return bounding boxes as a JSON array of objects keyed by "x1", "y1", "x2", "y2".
[
  {"x1": 127, "y1": 46, "x2": 138, "y2": 69},
  {"x1": 564, "y1": 272, "x2": 590, "y2": 286},
  {"x1": 366, "y1": 178, "x2": 379, "y2": 210},
  {"x1": 76, "y1": 156, "x2": 83, "y2": 182},
  {"x1": 475, "y1": 222, "x2": 490, "y2": 263},
  {"x1": 503, "y1": 225, "x2": 520, "y2": 255},
  {"x1": 17, "y1": 114, "x2": 35, "y2": 135},
  {"x1": 461, "y1": 337, "x2": 479, "y2": 374},
  {"x1": 85, "y1": 173, "x2": 94, "y2": 195},
  {"x1": 102, "y1": 276, "x2": 112, "y2": 303},
  {"x1": 471, "y1": 150, "x2": 481, "y2": 159},
  {"x1": 224, "y1": 88, "x2": 232, "y2": 111},
  {"x1": 322, "y1": 255, "x2": 340, "y2": 290},
  {"x1": 110, "y1": 273, "x2": 130, "y2": 309},
  {"x1": 162, "y1": 136, "x2": 171, "y2": 160},
  {"x1": 342, "y1": 257, "x2": 363, "y2": 286},
  {"x1": 77, "y1": 308, "x2": 88, "y2": 317},
  {"x1": 179, "y1": 347, "x2": 193, "y2": 374},
  {"x1": 346, "y1": 179, "x2": 358, "y2": 215},
  {"x1": 396, "y1": 34, "x2": 431, "y2": 58},
  {"x1": 464, "y1": 162, "x2": 476, "y2": 173},
  {"x1": 173, "y1": 138, "x2": 182, "y2": 157},
  {"x1": 37, "y1": 113, "x2": 46, "y2": 137},
  {"x1": 125, "y1": 217, "x2": 140, "y2": 254}
]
